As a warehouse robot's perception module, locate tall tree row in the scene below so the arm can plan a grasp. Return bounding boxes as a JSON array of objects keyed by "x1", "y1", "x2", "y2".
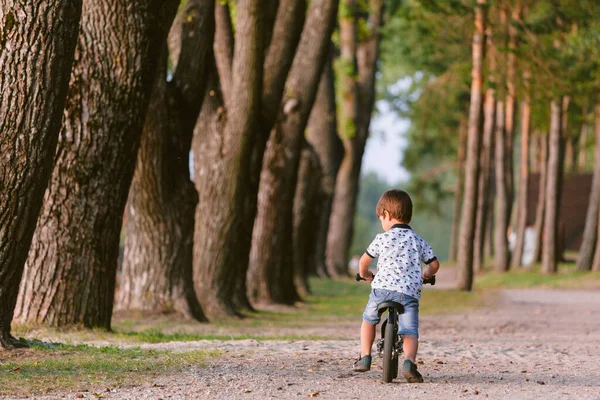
[
  {"x1": 457, "y1": 0, "x2": 486, "y2": 291},
  {"x1": 247, "y1": 0, "x2": 340, "y2": 305},
  {"x1": 0, "y1": 0, "x2": 82, "y2": 348},
  {"x1": 115, "y1": 0, "x2": 214, "y2": 320},
  {"x1": 14, "y1": 0, "x2": 179, "y2": 328},
  {"x1": 326, "y1": 0, "x2": 385, "y2": 278}
]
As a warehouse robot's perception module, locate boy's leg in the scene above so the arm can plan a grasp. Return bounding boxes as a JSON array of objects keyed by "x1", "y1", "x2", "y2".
[
  {"x1": 401, "y1": 334, "x2": 418, "y2": 363},
  {"x1": 361, "y1": 320, "x2": 376, "y2": 357},
  {"x1": 397, "y1": 294, "x2": 423, "y2": 383},
  {"x1": 353, "y1": 321, "x2": 375, "y2": 372}
]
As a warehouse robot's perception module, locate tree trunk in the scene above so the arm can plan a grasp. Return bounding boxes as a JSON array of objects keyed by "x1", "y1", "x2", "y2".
[
  {"x1": 576, "y1": 104, "x2": 600, "y2": 271},
  {"x1": 193, "y1": 0, "x2": 307, "y2": 318},
  {"x1": 326, "y1": 0, "x2": 384, "y2": 278},
  {"x1": 192, "y1": 0, "x2": 265, "y2": 319},
  {"x1": 531, "y1": 132, "x2": 548, "y2": 264},
  {"x1": 511, "y1": 80, "x2": 531, "y2": 268},
  {"x1": 474, "y1": 87, "x2": 495, "y2": 273},
  {"x1": 15, "y1": 0, "x2": 178, "y2": 328},
  {"x1": 247, "y1": 0, "x2": 339, "y2": 305},
  {"x1": 449, "y1": 116, "x2": 468, "y2": 263},
  {"x1": 0, "y1": 0, "x2": 82, "y2": 348},
  {"x1": 579, "y1": 118, "x2": 589, "y2": 171},
  {"x1": 494, "y1": 98, "x2": 511, "y2": 272},
  {"x1": 541, "y1": 99, "x2": 564, "y2": 274},
  {"x1": 504, "y1": 5, "x2": 519, "y2": 227},
  {"x1": 115, "y1": 0, "x2": 214, "y2": 320},
  {"x1": 293, "y1": 141, "x2": 325, "y2": 295},
  {"x1": 457, "y1": 0, "x2": 486, "y2": 291},
  {"x1": 305, "y1": 48, "x2": 343, "y2": 278}
]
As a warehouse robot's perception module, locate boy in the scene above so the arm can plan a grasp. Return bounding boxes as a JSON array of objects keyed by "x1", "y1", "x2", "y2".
[{"x1": 353, "y1": 189, "x2": 440, "y2": 383}]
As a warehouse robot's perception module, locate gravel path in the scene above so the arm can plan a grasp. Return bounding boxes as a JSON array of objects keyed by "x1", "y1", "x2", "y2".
[{"x1": 24, "y1": 287, "x2": 600, "y2": 400}]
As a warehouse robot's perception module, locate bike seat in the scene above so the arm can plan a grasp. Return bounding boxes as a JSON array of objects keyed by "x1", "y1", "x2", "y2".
[{"x1": 377, "y1": 301, "x2": 404, "y2": 316}]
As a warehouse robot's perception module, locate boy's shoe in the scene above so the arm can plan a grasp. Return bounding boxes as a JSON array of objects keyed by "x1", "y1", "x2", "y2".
[
  {"x1": 402, "y1": 359, "x2": 424, "y2": 383},
  {"x1": 353, "y1": 355, "x2": 372, "y2": 372}
]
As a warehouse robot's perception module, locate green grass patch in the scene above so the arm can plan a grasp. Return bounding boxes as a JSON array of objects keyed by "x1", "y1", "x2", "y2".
[
  {"x1": 0, "y1": 341, "x2": 216, "y2": 397},
  {"x1": 475, "y1": 262, "x2": 600, "y2": 289},
  {"x1": 13, "y1": 277, "x2": 489, "y2": 348}
]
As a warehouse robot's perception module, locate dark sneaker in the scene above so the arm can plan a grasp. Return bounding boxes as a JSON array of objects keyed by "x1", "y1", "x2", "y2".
[
  {"x1": 402, "y1": 360, "x2": 424, "y2": 383},
  {"x1": 353, "y1": 355, "x2": 372, "y2": 372}
]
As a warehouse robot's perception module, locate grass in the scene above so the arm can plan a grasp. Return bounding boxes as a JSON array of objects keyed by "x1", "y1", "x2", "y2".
[
  {"x1": 0, "y1": 340, "x2": 217, "y2": 397},
  {"x1": 475, "y1": 262, "x2": 600, "y2": 289}
]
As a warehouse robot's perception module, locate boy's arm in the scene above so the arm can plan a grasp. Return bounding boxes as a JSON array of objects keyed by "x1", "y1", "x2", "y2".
[
  {"x1": 423, "y1": 259, "x2": 440, "y2": 279},
  {"x1": 359, "y1": 253, "x2": 374, "y2": 282}
]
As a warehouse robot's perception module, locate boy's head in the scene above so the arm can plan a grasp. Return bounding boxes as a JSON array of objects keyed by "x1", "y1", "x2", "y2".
[{"x1": 376, "y1": 189, "x2": 412, "y2": 224}]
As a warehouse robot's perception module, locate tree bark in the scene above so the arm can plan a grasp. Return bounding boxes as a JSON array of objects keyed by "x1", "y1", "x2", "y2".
[
  {"x1": 457, "y1": 0, "x2": 486, "y2": 291},
  {"x1": 192, "y1": 0, "x2": 265, "y2": 319},
  {"x1": 449, "y1": 116, "x2": 468, "y2": 263},
  {"x1": 541, "y1": 99, "x2": 564, "y2": 274},
  {"x1": 326, "y1": 0, "x2": 384, "y2": 278},
  {"x1": 504, "y1": 5, "x2": 519, "y2": 225},
  {"x1": 15, "y1": 0, "x2": 178, "y2": 328},
  {"x1": 474, "y1": 86, "x2": 495, "y2": 273},
  {"x1": 193, "y1": 0, "x2": 307, "y2": 317},
  {"x1": 511, "y1": 78, "x2": 531, "y2": 268},
  {"x1": 0, "y1": 0, "x2": 82, "y2": 348},
  {"x1": 293, "y1": 141, "x2": 325, "y2": 295},
  {"x1": 494, "y1": 97, "x2": 511, "y2": 272},
  {"x1": 305, "y1": 52, "x2": 344, "y2": 277},
  {"x1": 115, "y1": 0, "x2": 214, "y2": 320},
  {"x1": 247, "y1": 0, "x2": 340, "y2": 305},
  {"x1": 576, "y1": 104, "x2": 600, "y2": 271},
  {"x1": 531, "y1": 132, "x2": 548, "y2": 264}
]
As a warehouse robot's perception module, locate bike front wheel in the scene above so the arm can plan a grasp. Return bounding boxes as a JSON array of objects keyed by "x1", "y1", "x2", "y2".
[{"x1": 382, "y1": 320, "x2": 397, "y2": 383}]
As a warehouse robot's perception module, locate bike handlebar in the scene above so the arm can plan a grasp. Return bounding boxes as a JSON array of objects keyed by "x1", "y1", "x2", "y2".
[{"x1": 355, "y1": 272, "x2": 436, "y2": 286}]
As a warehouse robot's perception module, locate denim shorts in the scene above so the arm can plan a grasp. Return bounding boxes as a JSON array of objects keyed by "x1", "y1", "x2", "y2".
[{"x1": 362, "y1": 289, "x2": 419, "y2": 337}]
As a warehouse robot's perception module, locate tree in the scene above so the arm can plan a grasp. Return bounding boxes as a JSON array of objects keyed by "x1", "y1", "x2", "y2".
[
  {"x1": 449, "y1": 116, "x2": 468, "y2": 262},
  {"x1": 15, "y1": 0, "x2": 178, "y2": 328},
  {"x1": 292, "y1": 141, "x2": 325, "y2": 295},
  {"x1": 511, "y1": 71, "x2": 532, "y2": 268},
  {"x1": 304, "y1": 50, "x2": 344, "y2": 278},
  {"x1": 115, "y1": 0, "x2": 214, "y2": 320},
  {"x1": 473, "y1": 28, "x2": 497, "y2": 273},
  {"x1": 457, "y1": 0, "x2": 487, "y2": 291},
  {"x1": 576, "y1": 104, "x2": 600, "y2": 271},
  {"x1": 541, "y1": 99, "x2": 564, "y2": 274},
  {"x1": 247, "y1": 0, "x2": 340, "y2": 305},
  {"x1": 192, "y1": 0, "x2": 309, "y2": 318},
  {"x1": 0, "y1": 0, "x2": 82, "y2": 348},
  {"x1": 326, "y1": 0, "x2": 386, "y2": 278}
]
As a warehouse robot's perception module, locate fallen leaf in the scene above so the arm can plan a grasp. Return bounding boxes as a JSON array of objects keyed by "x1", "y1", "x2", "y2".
[
  {"x1": 10, "y1": 367, "x2": 21, "y2": 373},
  {"x1": 521, "y1": 370, "x2": 527, "y2": 373},
  {"x1": 76, "y1": 395, "x2": 84, "y2": 399},
  {"x1": 307, "y1": 369, "x2": 313, "y2": 373},
  {"x1": 537, "y1": 381, "x2": 545, "y2": 385},
  {"x1": 244, "y1": 389, "x2": 252, "y2": 393},
  {"x1": 309, "y1": 392, "x2": 319, "y2": 397}
]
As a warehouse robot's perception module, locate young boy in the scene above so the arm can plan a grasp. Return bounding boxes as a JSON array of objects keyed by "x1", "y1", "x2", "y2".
[{"x1": 353, "y1": 189, "x2": 440, "y2": 383}]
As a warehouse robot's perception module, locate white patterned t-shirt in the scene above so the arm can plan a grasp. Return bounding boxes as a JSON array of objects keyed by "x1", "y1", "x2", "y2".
[{"x1": 365, "y1": 224, "x2": 437, "y2": 300}]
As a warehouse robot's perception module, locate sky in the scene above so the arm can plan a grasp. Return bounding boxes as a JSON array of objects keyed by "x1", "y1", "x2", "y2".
[{"x1": 361, "y1": 100, "x2": 411, "y2": 185}]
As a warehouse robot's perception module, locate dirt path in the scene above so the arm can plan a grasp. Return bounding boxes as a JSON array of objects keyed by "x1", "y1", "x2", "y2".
[{"x1": 25, "y1": 286, "x2": 600, "y2": 400}]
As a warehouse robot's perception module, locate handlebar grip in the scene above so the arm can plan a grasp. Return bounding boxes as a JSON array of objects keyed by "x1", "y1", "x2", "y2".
[
  {"x1": 355, "y1": 273, "x2": 364, "y2": 281},
  {"x1": 423, "y1": 275, "x2": 436, "y2": 285}
]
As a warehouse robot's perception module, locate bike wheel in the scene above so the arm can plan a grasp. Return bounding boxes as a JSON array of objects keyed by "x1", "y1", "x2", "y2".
[{"x1": 382, "y1": 320, "x2": 397, "y2": 383}]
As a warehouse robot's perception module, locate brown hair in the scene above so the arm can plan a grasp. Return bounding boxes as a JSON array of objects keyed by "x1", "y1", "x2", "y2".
[{"x1": 376, "y1": 189, "x2": 412, "y2": 223}]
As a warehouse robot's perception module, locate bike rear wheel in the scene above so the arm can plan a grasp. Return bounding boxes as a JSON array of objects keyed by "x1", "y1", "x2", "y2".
[{"x1": 382, "y1": 320, "x2": 397, "y2": 382}]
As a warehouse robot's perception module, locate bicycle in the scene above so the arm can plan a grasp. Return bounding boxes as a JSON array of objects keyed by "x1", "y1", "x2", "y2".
[{"x1": 355, "y1": 272, "x2": 436, "y2": 383}]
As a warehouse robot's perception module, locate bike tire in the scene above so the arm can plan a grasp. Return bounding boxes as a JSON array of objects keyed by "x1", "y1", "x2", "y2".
[{"x1": 382, "y1": 320, "x2": 397, "y2": 383}]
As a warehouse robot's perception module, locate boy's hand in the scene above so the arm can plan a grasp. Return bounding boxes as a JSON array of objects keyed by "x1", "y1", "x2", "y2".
[{"x1": 361, "y1": 271, "x2": 374, "y2": 282}]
